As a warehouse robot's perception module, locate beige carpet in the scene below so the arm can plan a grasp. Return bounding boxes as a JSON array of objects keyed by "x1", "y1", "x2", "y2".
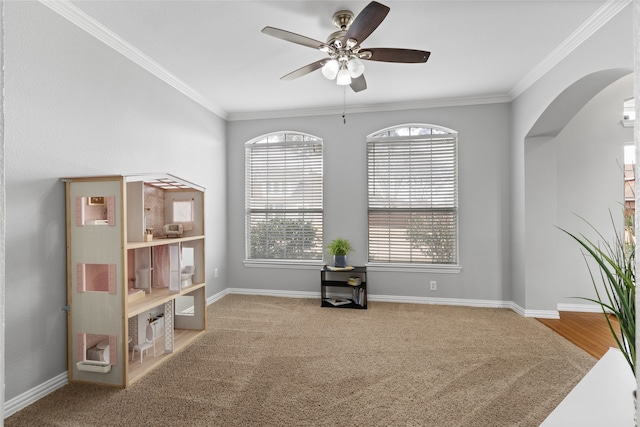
[{"x1": 6, "y1": 294, "x2": 596, "y2": 426}]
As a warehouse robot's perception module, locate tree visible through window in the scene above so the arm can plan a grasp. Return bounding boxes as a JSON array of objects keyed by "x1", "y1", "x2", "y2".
[
  {"x1": 367, "y1": 124, "x2": 458, "y2": 264},
  {"x1": 245, "y1": 132, "x2": 323, "y2": 261}
]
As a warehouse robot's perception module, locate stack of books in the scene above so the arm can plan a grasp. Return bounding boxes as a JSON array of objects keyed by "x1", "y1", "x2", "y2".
[
  {"x1": 326, "y1": 265, "x2": 354, "y2": 271},
  {"x1": 352, "y1": 287, "x2": 365, "y2": 306},
  {"x1": 324, "y1": 298, "x2": 351, "y2": 306},
  {"x1": 347, "y1": 276, "x2": 362, "y2": 286}
]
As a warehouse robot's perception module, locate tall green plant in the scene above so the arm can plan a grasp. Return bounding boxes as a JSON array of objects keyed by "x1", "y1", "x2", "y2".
[{"x1": 559, "y1": 214, "x2": 635, "y2": 375}]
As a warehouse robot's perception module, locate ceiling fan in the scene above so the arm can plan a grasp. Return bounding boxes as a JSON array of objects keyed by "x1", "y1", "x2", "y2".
[{"x1": 261, "y1": 1, "x2": 430, "y2": 93}]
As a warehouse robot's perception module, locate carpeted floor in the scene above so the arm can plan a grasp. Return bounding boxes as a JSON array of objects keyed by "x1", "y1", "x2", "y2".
[{"x1": 5, "y1": 294, "x2": 596, "y2": 426}]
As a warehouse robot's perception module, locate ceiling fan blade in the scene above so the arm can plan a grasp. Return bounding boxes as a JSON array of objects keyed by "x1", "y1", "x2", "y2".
[
  {"x1": 262, "y1": 26, "x2": 326, "y2": 50},
  {"x1": 365, "y1": 48, "x2": 430, "y2": 63},
  {"x1": 281, "y1": 59, "x2": 328, "y2": 81},
  {"x1": 345, "y1": 1, "x2": 390, "y2": 45},
  {"x1": 350, "y1": 75, "x2": 367, "y2": 92}
]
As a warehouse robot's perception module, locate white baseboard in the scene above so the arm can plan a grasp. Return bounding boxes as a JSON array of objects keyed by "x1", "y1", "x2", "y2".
[
  {"x1": 221, "y1": 288, "x2": 561, "y2": 318},
  {"x1": 523, "y1": 308, "x2": 560, "y2": 319},
  {"x1": 368, "y1": 293, "x2": 512, "y2": 309},
  {"x1": 206, "y1": 288, "x2": 229, "y2": 306},
  {"x1": 4, "y1": 371, "x2": 68, "y2": 418},
  {"x1": 226, "y1": 287, "x2": 320, "y2": 299},
  {"x1": 557, "y1": 303, "x2": 603, "y2": 313}
]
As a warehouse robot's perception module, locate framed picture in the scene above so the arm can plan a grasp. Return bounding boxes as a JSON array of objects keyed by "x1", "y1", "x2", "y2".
[{"x1": 88, "y1": 196, "x2": 105, "y2": 206}]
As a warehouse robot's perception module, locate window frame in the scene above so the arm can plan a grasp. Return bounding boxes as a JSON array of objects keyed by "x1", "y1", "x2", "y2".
[
  {"x1": 366, "y1": 123, "x2": 461, "y2": 273},
  {"x1": 244, "y1": 131, "x2": 324, "y2": 268}
]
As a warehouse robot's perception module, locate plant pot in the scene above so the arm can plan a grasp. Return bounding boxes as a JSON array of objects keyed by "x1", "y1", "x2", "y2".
[{"x1": 333, "y1": 255, "x2": 347, "y2": 267}]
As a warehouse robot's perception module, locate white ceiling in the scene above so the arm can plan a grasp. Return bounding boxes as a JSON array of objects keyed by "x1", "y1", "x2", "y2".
[{"x1": 58, "y1": 0, "x2": 618, "y2": 119}]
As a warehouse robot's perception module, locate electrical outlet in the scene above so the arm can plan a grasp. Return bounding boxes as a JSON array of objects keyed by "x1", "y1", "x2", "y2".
[
  {"x1": 430, "y1": 281, "x2": 437, "y2": 291},
  {"x1": 214, "y1": 268, "x2": 219, "y2": 278}
]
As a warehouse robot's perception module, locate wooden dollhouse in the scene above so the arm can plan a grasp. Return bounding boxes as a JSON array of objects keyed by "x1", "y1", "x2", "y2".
[{"x1": 63, "y1": 174, "x2": 206, "y2": 387}]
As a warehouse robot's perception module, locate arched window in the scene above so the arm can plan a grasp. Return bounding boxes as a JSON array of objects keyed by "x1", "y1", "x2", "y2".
[
  {"x1": 367, "y1": 124, "x2": 458, "y2": 265},
  {"x1": 245, "y1": 132, "x2": 323, "y2": 262}
]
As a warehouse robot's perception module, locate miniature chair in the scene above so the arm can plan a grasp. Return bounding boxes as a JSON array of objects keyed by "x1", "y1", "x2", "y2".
[
  {"x1": 163, "y1": 223, "x2": 183, "y2": 238},
  {"x1": 131, "y1": 323, "x2": 156, "y2": 363}
]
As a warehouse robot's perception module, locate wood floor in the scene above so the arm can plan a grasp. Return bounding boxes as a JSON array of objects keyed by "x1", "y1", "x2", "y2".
[{"x1": 537, "y1": 311, "x2": 621, "y2": 359}]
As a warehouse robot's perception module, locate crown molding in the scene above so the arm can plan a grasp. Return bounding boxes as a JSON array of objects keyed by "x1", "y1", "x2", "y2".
[
  {"x1": 39, "y1": 0, "x2": 629, "y2": 122},
  {"x1": 226, "y1": 93, "x2": 512, "y2": 122},
  {"x1": 509, "y1": 0, "x2": 632, "y2": 100},
  {"x1": 38, "y1": 0, "x2": 227, "y2": 119}
]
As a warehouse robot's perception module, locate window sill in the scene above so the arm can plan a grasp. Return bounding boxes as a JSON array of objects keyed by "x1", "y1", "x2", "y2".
[
  {"x1": 243, "y1": 260, "x2": 325, "y2": 270},
  {"x1": 365, "y1": 263, "x2": 462, "y2": 274}
]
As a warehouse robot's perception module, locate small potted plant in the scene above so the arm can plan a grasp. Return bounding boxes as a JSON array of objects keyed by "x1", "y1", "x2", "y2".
[{"x1": 326, "y1": 237, "x2": 353, "y2": 267}]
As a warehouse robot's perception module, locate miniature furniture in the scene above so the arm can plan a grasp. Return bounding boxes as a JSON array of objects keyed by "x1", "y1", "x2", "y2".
[
  {"x1": 131, "y1": 323, "x2": 156, "y2": 363},
  {"x1": 63, "y1": 173, "x2": 207, "y2": 387},
  {"x1": 163, "y1": 223, "x2": 183, "y2": 237}
]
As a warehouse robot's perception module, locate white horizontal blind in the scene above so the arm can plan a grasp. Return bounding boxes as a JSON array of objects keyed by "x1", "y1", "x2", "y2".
[
  {"x1": 367, "y1": 125, "x2": 458, "y2": 264},
  {"x1": 245, "y1": 133, "x2": 323, "y2": 260}
]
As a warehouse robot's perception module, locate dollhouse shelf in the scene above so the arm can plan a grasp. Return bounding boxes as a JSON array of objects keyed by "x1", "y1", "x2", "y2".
[
  {"x1": 127, "y1": 282, "x2": 206, "y2": 317},
  {"x1": 126, "y1": 235, "x2": 204, "y2": 249}
]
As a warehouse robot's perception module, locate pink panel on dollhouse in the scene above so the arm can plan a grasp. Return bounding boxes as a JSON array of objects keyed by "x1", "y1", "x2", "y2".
[
  {"x1": 75, "y1": 197, "x2": 84, "y2": 226},
  {"x1": 84, "y1": 264, "x2": 110, "y2": 292},
  {"x1": 76, "y1": 333, "x2": 85, "y2": 362},
  {"x1": 107, "y1": 195, "x2": 116, "y2": 226},
  {"x1": 76, "y1": 263, "x2": 85, "y2": 293},
  {"x1": 109, "y1": 335, "x2": 117, "y2": 366},
  {"x1": 108, "y1": 264, "x2": 117, "y2": 294}
]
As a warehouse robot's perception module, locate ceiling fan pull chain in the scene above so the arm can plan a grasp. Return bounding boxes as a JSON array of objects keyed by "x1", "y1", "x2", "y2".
[{"x1": 343, "y1": 86, "x2": 347, "y2": 124}]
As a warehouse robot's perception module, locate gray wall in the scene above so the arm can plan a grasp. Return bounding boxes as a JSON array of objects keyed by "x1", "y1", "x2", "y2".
[
  {"x1": 227, "y1": 103, "x2": 513, "y2": 302},
  {"x1": 4, "y1": 2, "x2": 226, "y2": 401},
  {"x1": 510, "y1": 4, "x2": 634, "y2": 311},
  {"x1": 526, "y1": 75, "x2": 634, "y2": 311}
]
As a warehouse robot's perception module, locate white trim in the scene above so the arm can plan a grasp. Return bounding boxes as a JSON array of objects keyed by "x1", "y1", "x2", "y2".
[
  {"x1": 557, "y1": 302, "x2": 604, "y2": 313},
  {"x1": 3, "y1": 372, "x2": 68, "y2": 419},
  {"x1": 227, "y1": 94, "x2": 510, "y2": 122},
  {"x1": 225, "y1": 288, "x2": 559, "y2": 318},
  {"x1": 509, "y1": 302, "x2": 559, "y2": 318},
  {"x1": 226, "y1": 287, "x2": 320, "y2": 299},
  {"x1": 243, "y1": 260, "x2": 324, "y2": 270},
  {"x1": 206, "y1": 288, "x2": 229, "y2": 306},
  {"x1": 366, "y1": 263, "x2": 461, "y2": 274},
  {"x1": 509, "y1": 302, "x2": 525, "y2": 317},
  {"x1": 621, "y1": 119, "x2": 635, "y2": 128},
  {"x1": 369, "y1": 293, "x2": 510, "y2": 308},
  {"x1": 225, "y1": 288, "x2": 544, "y2": 318},
  {"x1": 523, "y1": 309, "x2": 560, "y2": 319},
  {"x1": 510, "y1": 0, "x2": 632, "y2": 99},
  {"x1": 38, "y1": 0, "x2": 226, "y2": 119}
]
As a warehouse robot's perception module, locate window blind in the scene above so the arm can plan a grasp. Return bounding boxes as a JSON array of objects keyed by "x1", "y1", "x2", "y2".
[
  {"x1": 245, "y1": 133, "x2": 323, "y2": 260},
  {"x1": 367, "y1": 127, "x2": 458, "y2": 264}
]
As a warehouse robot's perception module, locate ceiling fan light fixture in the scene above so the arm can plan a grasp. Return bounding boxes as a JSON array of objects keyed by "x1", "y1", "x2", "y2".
[
  {"x1": 321, "y1": 59, "x2": 340, "y2": 80},
  {"x1": 336, "y1": 66, "x2": 352, "y2": 85},
  {"x1": 319, "y1": 44, "x2": 332, "y2": 54},
  {"x1": 347, "y1": 57, "x2": 365, "y2": 78},
  {"x1": 262, "y1": 1, "x2": 430, "y2": 93}
]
